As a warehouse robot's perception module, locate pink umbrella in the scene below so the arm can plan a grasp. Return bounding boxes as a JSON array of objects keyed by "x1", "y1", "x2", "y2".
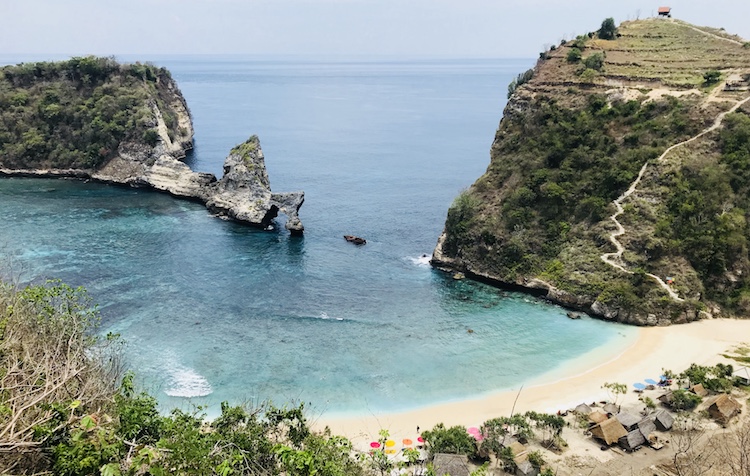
[
  {"x1": 370, "y1": 441, "x2": 381, "y2": 449},
  {"x1": 467, "y1": 427, "x2": 480, "y2": 435}
]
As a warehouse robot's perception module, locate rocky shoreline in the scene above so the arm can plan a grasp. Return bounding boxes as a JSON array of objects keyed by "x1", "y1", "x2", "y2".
[
  {"x1": 0, "y1": 136, "x2": 305, "y2": 235},
  {"x1": 431, "y1": 232, "x2": 704, "y2": 326}
]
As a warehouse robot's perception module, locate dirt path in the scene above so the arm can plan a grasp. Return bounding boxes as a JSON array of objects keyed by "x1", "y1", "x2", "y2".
[
  {"x1": 600, "y1": 88, "x2": 750, "y2": 302},
  {"x1": 676, "y1": 20, "x2": 745, "y2": 47}
]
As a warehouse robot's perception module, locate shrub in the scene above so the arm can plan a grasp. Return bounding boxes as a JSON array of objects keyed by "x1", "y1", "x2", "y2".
[
  {"x1": 598, "y1": 17, "x2": 617, "y2": 40},
  {"x1": 567, "y1": 48, "x2": 582, "y2": 63},
  {"x1": 508, "y1": 68, "x2": 535, "y2": 98},
  {"x1": 583, "y1": 52, "x2": 605, "y2": 71},
  {"x1": 704, "y1": 70, "x2": 722, "y2": 84}
]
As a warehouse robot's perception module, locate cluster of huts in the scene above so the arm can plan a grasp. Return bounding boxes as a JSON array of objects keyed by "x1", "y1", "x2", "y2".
[
  {"x1": 575, "y1": 403, "x2": 674, "y2": 452},
  {"x1": 658, "y1": 385, "x2": 743, "y2": 426}
]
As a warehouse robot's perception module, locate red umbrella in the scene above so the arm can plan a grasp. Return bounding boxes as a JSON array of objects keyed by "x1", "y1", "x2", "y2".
[{"x1": 370, "y1": 441, "x2": 381, "y2": 449}]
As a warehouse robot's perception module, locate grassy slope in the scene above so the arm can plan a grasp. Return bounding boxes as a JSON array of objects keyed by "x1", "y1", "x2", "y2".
[{"x1": 438, "y1": 19, "x2": 750, "y2": 323}]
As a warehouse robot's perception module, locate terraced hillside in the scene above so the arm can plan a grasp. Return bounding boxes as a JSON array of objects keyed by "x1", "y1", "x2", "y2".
[{"x1": 433, "y1": 18, "x2": 750, "y2": 325}]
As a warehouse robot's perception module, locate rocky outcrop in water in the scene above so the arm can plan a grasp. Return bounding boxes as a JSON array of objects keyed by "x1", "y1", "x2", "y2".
[
  {"x1": 94, "y1": 136, "x2": 305, "y2": 234},
  {"x1": 0, "y1": 58, "x2": 304, "y2": 234}
]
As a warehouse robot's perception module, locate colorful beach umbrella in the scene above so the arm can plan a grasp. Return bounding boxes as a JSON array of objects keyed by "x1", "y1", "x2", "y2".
[
  {"x1": 385, "y1": 440, "x2": 396, "y2": 448},
  {"x1": 370, "y1": 441, "x2": 381, "y2": 449},
  {"x1": 633, "y1": 382, "x2": 646, "y2": 390},
  {"x1": 645, "y1": 378, "x2": 658, "y2": 385},
  {"x1": 467, "y1": 427, "x2": 480, "y2": 435},
  {"x1": 402, "y1": 438, "x2": 413, "y2": 446}
]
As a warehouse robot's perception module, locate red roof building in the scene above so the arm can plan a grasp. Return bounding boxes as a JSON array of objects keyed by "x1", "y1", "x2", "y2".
[{"x1": 658, "y1": 6, "x2": 672, "y2": 17}]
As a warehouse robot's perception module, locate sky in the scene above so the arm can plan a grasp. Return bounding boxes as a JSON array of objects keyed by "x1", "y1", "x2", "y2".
[{"x1": 1, "y1": 0, "x2": 749, "y2": 58}]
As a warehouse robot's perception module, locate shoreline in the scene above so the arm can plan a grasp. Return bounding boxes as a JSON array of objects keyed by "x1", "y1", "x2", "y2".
[{"x1": 313, "y1": 318, "x2": 750, "y2": 449}]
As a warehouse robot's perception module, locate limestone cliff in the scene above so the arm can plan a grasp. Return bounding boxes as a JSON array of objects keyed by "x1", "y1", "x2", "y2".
[
  {"x1": 433, "y1": 19, "x2": 750, "y2": 325},
  {"x1": 0, "y1": 57, "x2": 304, "y2": 233}
]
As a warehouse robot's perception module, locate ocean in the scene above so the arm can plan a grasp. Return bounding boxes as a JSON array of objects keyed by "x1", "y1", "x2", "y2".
[{"x1": 0, "y1": 56, "x2": 636, "y2": 417}]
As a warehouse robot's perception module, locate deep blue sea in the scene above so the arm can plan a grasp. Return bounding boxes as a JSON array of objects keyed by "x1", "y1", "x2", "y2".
[{"x1": 0, "y1": 56, "x2": 635, "y2": 417}]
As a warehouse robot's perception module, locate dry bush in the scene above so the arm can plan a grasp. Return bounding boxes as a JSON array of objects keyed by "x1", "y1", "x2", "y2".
[{"x1": 0, "y1": 280, "x2": 123, "y2": 474}]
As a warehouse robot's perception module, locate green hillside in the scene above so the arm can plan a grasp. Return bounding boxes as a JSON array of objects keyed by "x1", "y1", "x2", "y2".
[
  {"x1": 0, "y1": 56, "x2": 190, "y2": 170},
  {"x1": 434, "y1": 19, "x2": 750, "y2": 324}
]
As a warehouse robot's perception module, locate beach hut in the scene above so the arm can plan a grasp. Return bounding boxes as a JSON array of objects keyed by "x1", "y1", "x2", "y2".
[
  {"x1": 733, "y1": 366, "x2": 750, "y2": 385},
  {"x1": 574, "y1": 403, "x2": 593, "y2": 415},
  {"x1": 619, "y1": 429, "x2": 646, "y2": 452},
  {"x1": 707, "y1": 394, "x2": 741, "y2": 425},
  {"x1": 516, "y1": 460, "x2": 539, "y2": 476},
  {"x1": 590, "y1": 418, "x2": 628, "y2": 446},
  {"x1": 657, "y1": 392, "x2": 673, "y2": 406},
  {"x1": 615, "y1": 412, "x2": 641, "y2": 432},
  {"x1": 603, "y1": 403, "x2": 619, "y2": 415},
  {"x1": 654, "y1": 410, "x2": 674, "y2": 431},
  {"x1": 588, "y1": 410, "x2": 608, "y2": 424},
  {"x1": 689, "y1": 383, "x2": 708, "y2": 397},
  {"x1": 432, "y1": 453, "x2": 470, "y2": 476},
  {"x1": 637, "y1": 418, "x2": 656, "y2": 439}
]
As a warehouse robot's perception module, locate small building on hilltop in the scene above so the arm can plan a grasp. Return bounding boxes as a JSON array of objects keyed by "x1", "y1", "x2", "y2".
[
  {"x1": 591, "y1": 418, "x2": 628, "y2": 446},
  {"x1": 707, "y1": 394, "x2": 741, "y2": 425},
  {"x1": 658, "y1": 6, "x2": 672, "y2": 17}
]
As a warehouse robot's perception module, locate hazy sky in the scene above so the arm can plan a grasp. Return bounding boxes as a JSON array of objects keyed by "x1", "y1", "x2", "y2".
[{"x1": 1, "y1": 0, "x2": 748, "y2": 58}]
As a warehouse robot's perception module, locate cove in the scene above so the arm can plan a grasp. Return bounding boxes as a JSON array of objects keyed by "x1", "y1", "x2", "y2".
[{"x1": 0, "y1": 57, "x2": 636, "y2": 417}]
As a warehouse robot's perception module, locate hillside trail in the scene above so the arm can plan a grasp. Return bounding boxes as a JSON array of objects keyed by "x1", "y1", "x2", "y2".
[
  {"x1": 600, "y1": 84, "x2": 750, "y2": 302},
  {"x1": 675, "y1": 19, "x2": 745, "y2": 47}
]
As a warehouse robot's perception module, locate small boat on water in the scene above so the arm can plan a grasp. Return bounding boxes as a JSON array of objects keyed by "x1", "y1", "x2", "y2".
[{"x1": 344, "y1": 235, "x2": 366, "y2": 245}]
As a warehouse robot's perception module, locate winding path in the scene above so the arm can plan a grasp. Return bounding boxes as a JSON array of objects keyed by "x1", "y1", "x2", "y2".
[{"x1": 600, "y1": 89, "x2": 750, "y2": 302}]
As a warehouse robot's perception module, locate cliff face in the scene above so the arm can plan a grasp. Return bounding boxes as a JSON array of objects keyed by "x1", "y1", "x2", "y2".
[
  {"x1": 434, "y1": 19, "x2": 750, "y2": 325},
  {"x1": 0, "y1": 57, "x2": 303, "y2": 233}
]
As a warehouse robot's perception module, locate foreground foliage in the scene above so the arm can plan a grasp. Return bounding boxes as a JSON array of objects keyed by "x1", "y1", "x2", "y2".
[{"x1": 0, "y1": 281, "x2": 364, "y2": 475}]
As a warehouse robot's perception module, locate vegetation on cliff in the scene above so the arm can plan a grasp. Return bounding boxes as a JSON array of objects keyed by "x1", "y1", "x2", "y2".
[
  {"x1": 0, "y1": 56, "x2": 189, "y2": 170},
  {"x1": 437, "y1": 18, "x2": 750, "y2": 323}
]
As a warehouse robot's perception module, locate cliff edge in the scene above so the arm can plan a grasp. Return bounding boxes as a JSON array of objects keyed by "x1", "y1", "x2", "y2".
[{"x1": 434, "y1": 18, "x2": 750, "y2": 325}]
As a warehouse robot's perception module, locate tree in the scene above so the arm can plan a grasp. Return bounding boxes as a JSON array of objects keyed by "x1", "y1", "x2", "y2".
[
  {"x1": 422, "y1": 423, "x2": 478, "y2": 459},
  {"x1": 704, "y1": 70, "x2": 722, "y2": 85},
  {"x1": 598, "y1": 18, "x2": 617, "y2": 40},
  {"x1": 602, "y1": 382, "x2": 627, "y2": 407}
]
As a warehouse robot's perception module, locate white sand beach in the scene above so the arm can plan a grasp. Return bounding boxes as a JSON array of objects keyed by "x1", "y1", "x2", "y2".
[{"x1": 313, "y1": 318, "x2": 750, "y2": 450}]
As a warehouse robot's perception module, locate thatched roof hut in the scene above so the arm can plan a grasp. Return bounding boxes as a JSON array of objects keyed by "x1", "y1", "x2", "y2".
[
  {"x1": 619, "y1": 429, "x2": 646, "y2": 452},
  {"x1": 615, "y1": 412, "x2": 641, "y2": 431},
  {"x1": 590, "y1": 418, "x2": 628, "y2": 446},
  {"x1": 574, "y1": 403, "x2": 592, "y2": 415},
  {"x1": 657, "y1": 392, "x2": 673, "y2": 405},
  {"x1": 516, "y1": 460, "x2": 539, "y2": 476},
  {"x1": 637, "y1": 418, "x2": 656, "y2": 439},
  {"x1": 654, "y1": 410, "x2": 674, "y2": 431},
  {"x1": 733, "y1": 366, "x2": 750, "y2": 386},
  {"x1": 589, "y1": 410, "x2": 608, "y2": 424},
  {"x1": 707, "y1": 394, "x2": 741, "y2": 425},
  {"x1": 433, "y1": 454, "x2": 470, "y2": 476},
  {"x1": 689, "y1": 383, "x2": 708, "y2": 397},
  {"x1": 602, "y1": 403, "x2": 619, "y2": 415}
]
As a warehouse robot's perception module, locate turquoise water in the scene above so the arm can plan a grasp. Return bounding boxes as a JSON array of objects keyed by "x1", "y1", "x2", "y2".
[{"x1": 0, "y1": 57, "x2": 635, "y2": 416}]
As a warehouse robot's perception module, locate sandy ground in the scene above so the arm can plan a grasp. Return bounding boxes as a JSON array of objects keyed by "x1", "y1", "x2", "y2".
[{"x1": 312, "y1": 318, "x2": 750, "y2": 452}]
